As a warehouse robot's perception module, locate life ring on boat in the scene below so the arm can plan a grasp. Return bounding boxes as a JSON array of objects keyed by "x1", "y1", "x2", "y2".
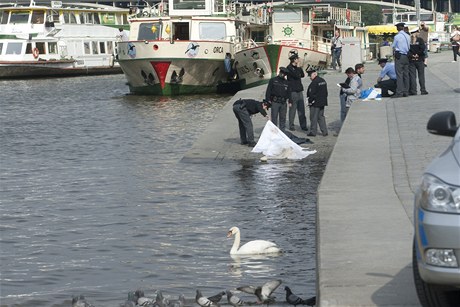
[{"x1": 32, "y1": 48, "x2": 39, "y2": 59}]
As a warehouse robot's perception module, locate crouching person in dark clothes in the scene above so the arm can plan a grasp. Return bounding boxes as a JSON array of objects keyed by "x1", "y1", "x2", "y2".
[
  {"x1": 306, "y1": 70, "x2": 328, "y2": 137},
  {"x1": 233, "y1": 98, "x2": 271, "y2": 147}
]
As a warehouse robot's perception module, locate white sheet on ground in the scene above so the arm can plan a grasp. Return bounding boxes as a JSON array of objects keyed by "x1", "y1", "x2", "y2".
[{"x1": 251, "y1": 121, "x2": 317, "y2": 160}]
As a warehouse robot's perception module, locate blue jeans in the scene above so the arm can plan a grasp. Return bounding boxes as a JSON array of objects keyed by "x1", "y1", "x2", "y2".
[{"x1": 332, "y1": 48, "x2": 342, "y2": 70}]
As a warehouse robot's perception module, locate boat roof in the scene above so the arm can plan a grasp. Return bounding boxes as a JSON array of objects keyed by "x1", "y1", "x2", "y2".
[{"x1": 0, "y1": 2, "x2": 128, "y2": 12}]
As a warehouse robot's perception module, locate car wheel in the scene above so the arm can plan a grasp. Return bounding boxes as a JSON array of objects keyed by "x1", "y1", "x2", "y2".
[{"x1": 412, "y1": 239, "x2": 460, "y2": 307}]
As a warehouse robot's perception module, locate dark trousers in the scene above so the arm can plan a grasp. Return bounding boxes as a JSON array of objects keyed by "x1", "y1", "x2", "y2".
[
  {"x1": 409, "y1": 61, "x2": 426, "y2": 94},
  {"x1": 453, "y1": 45, "x2": 460, "y2": 61},
  {"x1": 377, "y1": 79, "x2": 397, "y2": 97},
  {"x1": 395, "y1": 54, "x2": 409, "y2": 95},
  {"x1": 271, "y1": 101, "x2": 287, "y2": 132},
  {"x1": 309, "y1": 106, "x2": 328, "y2": 136},
  {"x1": 233, "y1": 105, "x2": 254, "y2": 144},
  {"x1": 288, "y1": 91, "x2": 307, "y2": 130}
]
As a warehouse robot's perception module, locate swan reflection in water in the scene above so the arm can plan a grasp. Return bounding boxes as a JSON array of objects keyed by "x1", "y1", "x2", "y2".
[{"x1": 228, "y1": 253, "x2": 281, "y2": 277}]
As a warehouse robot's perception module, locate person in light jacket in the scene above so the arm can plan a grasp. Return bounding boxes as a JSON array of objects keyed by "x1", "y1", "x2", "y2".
[{"x1": 340, "y1": 67, "x2": 362, "y2": 121}]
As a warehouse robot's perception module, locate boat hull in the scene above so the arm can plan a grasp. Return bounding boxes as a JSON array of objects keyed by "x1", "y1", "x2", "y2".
[
  {"x1": 0, "y1": 61, "x2": 122, "y2": 79},
  {"x1": 117, "y1": 41, "x2": 238, "y2": 95},
  {"x1": 234, "y1": 44, "x2": 328, "y2": 89}
]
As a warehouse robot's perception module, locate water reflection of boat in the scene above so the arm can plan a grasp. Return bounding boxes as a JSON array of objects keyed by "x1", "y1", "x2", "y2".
[
  {"x1": 0, "y1": 2, "x2": 129, "y2": 79},
  {"x1": 233, "y1": 3, "x2": 368, "y2": 89},
  {"x1": 117, "y1": 0, "x2": 240, "y2": 95}
]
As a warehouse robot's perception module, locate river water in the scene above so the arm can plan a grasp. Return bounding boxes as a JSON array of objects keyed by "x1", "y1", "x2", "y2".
[{"x1": 0, "y1": 75, "x2": 323, "y2": 306}]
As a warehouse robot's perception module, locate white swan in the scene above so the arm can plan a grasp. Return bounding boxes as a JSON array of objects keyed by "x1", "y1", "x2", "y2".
[{"x1": 227, "y1": 226, "x2": 281, "y2": 255}]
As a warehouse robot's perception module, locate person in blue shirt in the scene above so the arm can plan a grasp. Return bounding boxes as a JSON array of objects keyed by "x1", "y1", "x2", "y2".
[
  {"x1": 391, "y1": 22, "x2": 411, "y2": 97},
  {"x1": 374, "y1": 58, "x2": 397, "y2": 97}
]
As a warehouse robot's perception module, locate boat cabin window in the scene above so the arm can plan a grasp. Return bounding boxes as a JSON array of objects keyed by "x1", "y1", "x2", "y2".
[
  {"x1": 99, "y1": 42, "x2": 106, "y2": 54},
  {"x1": 32, "y1": 11, "x2": 45, "y2": 24},
  {"x1": 36, "y1": 42, "x2": 46, "y2": 55},
  {"x1": 138, "y1": 23, "x2": 162, "y2": 40},
  {"x1": 26, "y1": 43, "x2": 32, "y2": 54},
  {"x1": 48, "y1": 42, "x2": 58, "y2": 54},
  {"x1": 173, "y1": 0, "x2": 206, "y2": 10},
  {"x1": 107, "y1": 41, "x2": 114, "y2": 54},
  {"x1": 214, "y1": 0, "x2": 224, "y2": 13},
  {"x1": 173, "y1": 22, "x2": 189, "y2": 40},
  {"x1": 273, "y1": 8, "x2": 301, "y2": 23},
  {"x1": 10, "y1": 11, "x2": 29, "y2": 24},
  {"x1": 302, "y1": 8, "x2": 309, "y2": 23},
  {"x1": 101, "y1": 13, "x2": 116, "y2": 25},
  {"x1": 0, "y1": 11, "x2": 8, "y2": 24},
  {"x1": 251, "y1": 30, "x2": 265, "y2": 43},
  {"x1": 0, "y1": 43, "x2": 3, "y2": 55},
  {"x1": 92, "y1": 41, "x2": 99, "y2": 54},
  {"x1": 84, "y1": 42, "x2": 91, "y2": 54},
  {"x1": 6, "y1": 42, "x2": 22, "y2": 55},
  {"x1": 50, "y1": 10, "x2": 60, "y2": 23},
  {"x1": 199, "y1": 22, "x2": 226, "y2": 40},
  {"x1": 63, "y1": 12, "x2": 77, "y2": 24}
]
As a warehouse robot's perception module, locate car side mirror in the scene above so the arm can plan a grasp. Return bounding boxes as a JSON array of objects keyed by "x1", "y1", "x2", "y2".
[{"x1": 427, "y1": 111, "x2": 458, "y2": 137}]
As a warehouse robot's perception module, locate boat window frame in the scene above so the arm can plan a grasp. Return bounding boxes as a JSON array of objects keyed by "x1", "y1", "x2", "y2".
[
  {"x1": 273, "y1": 8, "x2": 301, "y2": 23},
  {"x1": 99, "y1": 42, "x2": 106, "y2": 54},
  {"x1": 9, "y1": 11, "x2": 29, "y2": 24},
  {"x1": 84, "y1": 41, "x2": 91, "y2": 54},
  {"x1": 137, "y1": 22, "x2": 162, "y2": 41},
  {"x1": 6, "y1": 42, "x2": 23, "y2": 55},
  {"x1": 48, "y1": 42, "x2": 58, "y2": 54},
  {"x1": 0, "y1": 43, "x2": 4, "y2": 55},
  {"x1": 198, "y1": 22, "x2": 226, "y2": 40},
  {"x1": 36, "y1": 42, "x2": 46, "y2": 55},
  {"x1": 92, "y1": 41, "x2": 99, "y2": 54},
  {"x1": 0, "y1": 11, "x2": 8, "y2": 24},
  {"x1": 63, "y1": 12, "x2": 77, "y2": 24},
  {"x1": 107, "y1": 41, "x2": 114, "y2": 54},
  {"x1": 31, "y1": 10, "x2": 45, "y2": 24}
]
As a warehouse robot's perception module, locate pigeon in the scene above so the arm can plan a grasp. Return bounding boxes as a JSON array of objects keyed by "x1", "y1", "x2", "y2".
[
  {"x1": 284, "y1": 286, "x2": 316, "y2": 306},
  {"x1": 237, "y1": 279, "x2": 282, "y2": 304},
  {"x1": 71, "y1": 295, "x2": 95, "y2": 307},
  {"x1": 196, "y1": 289, "x2": 220, "y2": 307},
  {"x1": 207, "y1": 291, "x2": 225, "y2": 303},
  {"x1": 155, "y1": 290, "x2": 170, "y2": 307},
  {"x1": 226, "y1": 290, "x2": 244, "y2": 307},
  {"x1": 171, "y1": 294, "x2": 186, "y2": 307}
]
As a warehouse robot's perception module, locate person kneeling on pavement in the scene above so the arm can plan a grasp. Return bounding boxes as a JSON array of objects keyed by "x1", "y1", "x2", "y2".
[
  {"x1": 233, "y1": 98, "x2": 271, "y2": 147},
  {"x1": 374, "y1": 58, "x2": 397, "y2": 97}
]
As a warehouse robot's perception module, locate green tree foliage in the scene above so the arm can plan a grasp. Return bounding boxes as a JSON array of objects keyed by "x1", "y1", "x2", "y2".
[{"x1": 334, "y1": 3, "x2": 383, "y2": 26}]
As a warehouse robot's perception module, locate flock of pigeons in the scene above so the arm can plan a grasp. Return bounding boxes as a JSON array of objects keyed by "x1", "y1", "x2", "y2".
[{"x1": 71, "y1": 280, "x2": 316, "y2": 307}]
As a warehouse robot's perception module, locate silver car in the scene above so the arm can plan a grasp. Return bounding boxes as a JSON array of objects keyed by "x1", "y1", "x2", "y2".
[{"x1": 413, "y1": 111, "x2": 460, "y2": 306}]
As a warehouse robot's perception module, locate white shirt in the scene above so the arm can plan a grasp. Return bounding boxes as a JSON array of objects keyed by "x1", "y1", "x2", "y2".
[{"x1": 117, "y1": 30, "x2": 129, "y2": 42}]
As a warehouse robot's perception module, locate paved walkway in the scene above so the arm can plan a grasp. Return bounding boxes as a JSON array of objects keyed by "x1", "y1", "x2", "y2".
[{"x1": 183, "y1": 50, "x2": 460, "y2": 306}]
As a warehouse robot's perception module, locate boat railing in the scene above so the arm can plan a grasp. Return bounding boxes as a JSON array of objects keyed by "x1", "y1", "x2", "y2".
[
  {"x1": 312, "y1": 5, "x2": 362, "y2": 27},
  {"x1": 128, "y1": 2, "x2": 167, "y2": 19},
  {"x1": 233, "y1": 38, "x2": 259, "y2": 53}
]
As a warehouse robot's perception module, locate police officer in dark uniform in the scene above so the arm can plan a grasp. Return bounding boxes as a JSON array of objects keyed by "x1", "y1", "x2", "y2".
[
  {"x1": 286, "y1": 53, "x2": 308, "y2": 132},
  {"x1": 265, "y1": 67, "x2": 290, "y2": 132},
  {"x1": 306, "y1": 70, "x2": 328, "y2": 137},
  {"x1": 233, "y1": 98, "x2": 271, "y2": 147}
]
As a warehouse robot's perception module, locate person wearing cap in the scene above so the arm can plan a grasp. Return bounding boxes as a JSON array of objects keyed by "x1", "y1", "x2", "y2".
[
  {"x1": 286, "y1": 53, "x2": 308, "y2": 132},
  {"x1": 232, "y1": 98, "x2": 271, "y2": 147},
  {"x1": 265, "y1": 67, "x2": 290, "y2": 132},
  {"x1": 375, "y1": 58, "x2": 396, "y2": 97},
  {"x1": 392, "y1": 22, "x2": 411, "y2": 98},
  {"x1": 306, "y1": 70, "x2": 328, "y2": 137},
  {"x1": 408, "y1": 28, "x2": 428, "y2": 95},
  {"x1": 331, "y1": 30, "x2": 343, "y2": 70}
]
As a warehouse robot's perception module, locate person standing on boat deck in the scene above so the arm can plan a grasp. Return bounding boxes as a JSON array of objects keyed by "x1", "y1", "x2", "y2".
[
  {"x1": 233, "y1": 99, "x2": 271, "y2": 147},
  {"x1": 265, "y1": 67, "x2": 290, "y2": 132},
  {"x1": 331, "y1": 30, "x2": 343, "y2": 70},
  {"x1": 286, "y1": 53, "x2": 307, "y2": 132},
  {"x1": 306, "y1": 70, "x2": 328, "y2": 137},
  {"x1": 392, "y1": 22, "x2": 411, "y2": 98},
  {"x1": 117, "y1": 28, "x2": 129, "y2": 42}
]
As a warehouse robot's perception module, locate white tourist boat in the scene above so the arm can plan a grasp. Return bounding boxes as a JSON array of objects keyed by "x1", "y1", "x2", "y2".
[
  {"x1": 0, "y1": 1, "x2": 129, "y2": 78},
  {"x1": 233, "y1": 3, "x2": 368, "y2": 88},
  {"x1": 117, "y1": 0, "x2": 241, "y2": 95}
]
